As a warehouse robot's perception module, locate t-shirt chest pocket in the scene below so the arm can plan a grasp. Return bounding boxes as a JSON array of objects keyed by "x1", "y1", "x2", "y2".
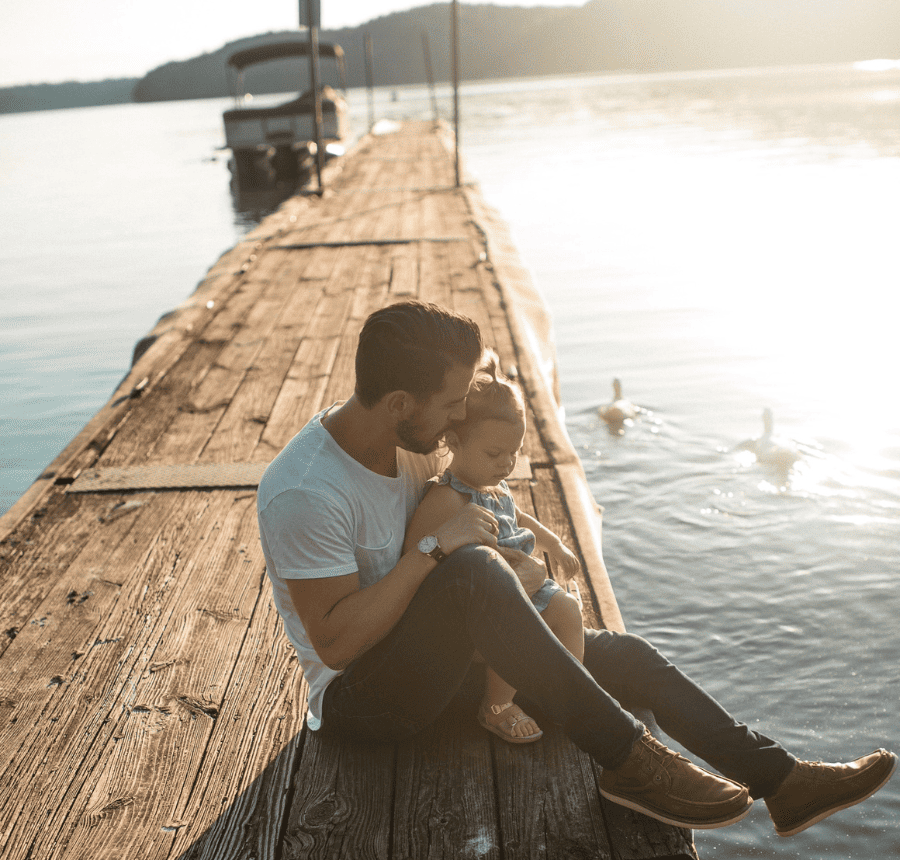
[{"x1": 354, "y1": 529, "x2": 399, "y2": 588}]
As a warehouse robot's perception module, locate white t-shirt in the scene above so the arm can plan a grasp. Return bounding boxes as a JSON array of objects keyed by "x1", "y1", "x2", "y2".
[{"x1": 257, "y1": 405, "x2": 447, "y2": 729}]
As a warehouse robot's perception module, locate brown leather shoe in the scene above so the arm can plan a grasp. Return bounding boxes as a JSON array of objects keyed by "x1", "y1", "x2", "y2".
[
  {"x1": 765, "y1": 749, "x2": 897, "y2": 837},
  {"x1": 598, "y1": 730, "x2": 753, "y2": 829}
]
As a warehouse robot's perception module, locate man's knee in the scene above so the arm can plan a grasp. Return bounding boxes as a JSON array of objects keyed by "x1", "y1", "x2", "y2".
[
  {"x1": 446, "y1": 543, "x2": 512, "y2": 574},
  {"x1": 585, "y1": 629, "x2": 664, "y2": 671},
  {"x1": 431, "y1": 543, "x2": 521, "y2": 594}
]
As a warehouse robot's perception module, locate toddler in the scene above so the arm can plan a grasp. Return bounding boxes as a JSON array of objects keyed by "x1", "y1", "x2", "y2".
[{"x1": 405, "y1": 352, "x2": 584, "y2": 743}]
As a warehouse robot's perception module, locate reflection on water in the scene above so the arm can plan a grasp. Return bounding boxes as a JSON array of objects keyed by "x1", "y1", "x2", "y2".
[
  {"x1": 229, "y1": 181, "x2": 303, "y2": 231},
  {"x1": 452, "y1": 64, "x2": 900, "y2": 858}
]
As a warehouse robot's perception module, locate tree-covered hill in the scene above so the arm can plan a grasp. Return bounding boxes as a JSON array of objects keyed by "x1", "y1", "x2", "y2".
[
  {"x1": 0, "y1": 78, "x2": 137, "y2": 114},
  {"x1": 3, "y1": 1, "x2": 898, "y2": 113}
]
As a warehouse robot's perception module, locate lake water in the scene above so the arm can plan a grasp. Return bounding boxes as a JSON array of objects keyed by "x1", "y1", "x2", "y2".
[{"x1": 1, "y1": 63, "x2": 898, "y2": 857}]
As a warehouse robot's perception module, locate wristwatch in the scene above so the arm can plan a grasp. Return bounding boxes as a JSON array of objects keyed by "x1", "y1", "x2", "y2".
[{"x1": 417, "y1": 534, "x2": 447, "y2": 563}]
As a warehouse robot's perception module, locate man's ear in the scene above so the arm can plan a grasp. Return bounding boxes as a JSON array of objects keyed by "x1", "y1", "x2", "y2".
[{"x1": 383, "y1": 390, "x2": 415, "y2": 420}]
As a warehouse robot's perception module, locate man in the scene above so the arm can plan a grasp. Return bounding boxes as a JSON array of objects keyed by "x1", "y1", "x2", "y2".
[{"x1": 258, "y1": 300, "x2": 895, "y2": 836}]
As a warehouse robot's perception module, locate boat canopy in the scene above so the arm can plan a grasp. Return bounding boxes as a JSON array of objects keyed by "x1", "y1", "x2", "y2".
[{"x1": 227, "y1": 40, "x2": 344, "y2": 70}]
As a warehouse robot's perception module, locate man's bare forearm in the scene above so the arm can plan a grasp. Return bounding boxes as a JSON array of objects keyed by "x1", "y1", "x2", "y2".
[{"x1": 315, "y1": 551, "x2": 437, "y2": 670}]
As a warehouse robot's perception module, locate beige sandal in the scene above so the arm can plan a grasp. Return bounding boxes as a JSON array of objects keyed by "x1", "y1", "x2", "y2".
[{"x1": 478, "y1": 701, "x2": 543, "y2": 744}]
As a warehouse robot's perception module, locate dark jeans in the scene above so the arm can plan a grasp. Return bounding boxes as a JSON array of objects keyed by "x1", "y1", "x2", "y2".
[{"x1": 321, "y1": 545, "x2": 796, "y2": 798}]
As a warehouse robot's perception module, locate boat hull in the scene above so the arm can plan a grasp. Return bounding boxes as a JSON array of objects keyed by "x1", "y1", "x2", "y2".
[
  {"x1": 224, "y1": 86, "x2": 347, "y2": 151},
  {"x1": 224, "y1": 86, "x2": 347, "y2": 186}
]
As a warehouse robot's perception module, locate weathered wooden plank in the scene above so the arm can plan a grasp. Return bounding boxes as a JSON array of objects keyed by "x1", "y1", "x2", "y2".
[
  {"x1": 255, "y1": 332, "x2": 342, "y2": 459},
  {"x1": 254, "y1": 243, "x2": 382, "y2": 456},
  {"x1": 348, "y1": 193, "x2": 403, "y2": 245},
  {"x1": 392, "y1": 702, "x2": 500, "y2": 860},
  {"x1": 280, "y1": 193, "x2": 361, "y2": 258},
  {"x1": 0, "y1": 491, "x2": 99, "y2": 660},
  {"x1": 0, "y1": 494, "x2": 156, "y2": 783},
  {"x1": 32, "y1": 492, "x2": 264, "y2": 860},
  {"x1": 0, "y1": 491, "x2": 224, "y2": 857},
  {"x1": 198, "y1": 249, "x2": 340, "y2": 465},
  {"x1": 418, "y1": 184, "x2": 445, "y2": 243},
  {"x1": 97, "y1": 337, "x2": 230, "y2": 467},
  {"x1": 280, "y1": 728, "x2": 395, "y2": 860},
  {"x1": 388, "y1": 243, "x2": 418, "y2": 297},
  {"x1": 318, "y1": 247, "x2": 393, "y2": 410},
  {"x1": 450, "y1": 270, "x2": 500, "y2": 353},
  {"x1": 166, "y1": 592, "x2": 308, "y2": 860},
  {"x1": 292, "y1": 187, "x2": 396, "y2": 417},
  {"x1": 492, "y1": 723, "x2": 615, "y2": 860},
  {"x1": 434, "y1": 181, "x2": 472, "y2": 239},
  {"x1": 399, "y1": 188, "x2": 422, "y2": 241},
  {"x1": 597, "y1": 787, "x2": 698, "y2": 860},
  {"x1": 470, "y1": 239, "x2": 519, "y2": 375},
  {"x1": 146, "y1": 254, "x2": 327, "y2": 465},
  {"x1": 94, "y1": 238, "x2": 301, "y2": 468},
  {"x1": 417, "y1": 237, "x2": 454, "y2": 307},
  {"x1": 527, "y1": 467, "x2": 600, "y2": 628}
]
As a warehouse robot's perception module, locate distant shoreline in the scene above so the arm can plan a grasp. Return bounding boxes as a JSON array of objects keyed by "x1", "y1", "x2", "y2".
[
  {"x1": 0, "y1": 78, "x2": 138, "y2": 115},
  {"x1": 5, "y1": 0, "x2": 898, "y2": 116},
  {"x1": 4, "y1": 57, "x2": 892, "y2": 117}
]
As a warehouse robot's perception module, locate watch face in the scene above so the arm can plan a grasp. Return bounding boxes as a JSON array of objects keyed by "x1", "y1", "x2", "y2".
[{"x1": 418, "y1": 535, "x2": 438, "y2": 554}]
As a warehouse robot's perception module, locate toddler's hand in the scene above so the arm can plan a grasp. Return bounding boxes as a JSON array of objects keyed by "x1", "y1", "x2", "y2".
[
  {"x1": 512, "y1": 555, "x2": 547, "y2": 597},
  {"x1": 551, "y1": 543, "x2": 581, "y2": 581}
]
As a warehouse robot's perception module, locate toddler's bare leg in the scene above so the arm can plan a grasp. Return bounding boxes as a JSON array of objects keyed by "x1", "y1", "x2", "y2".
[
  {"x1": 542, "y1": 591, "x2": 585, "y2": 662},
  {"x1": 479, "y1": 591, "x2": 584, "y2": 742}
]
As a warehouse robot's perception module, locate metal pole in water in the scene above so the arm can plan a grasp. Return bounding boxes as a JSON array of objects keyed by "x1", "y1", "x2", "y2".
[
  {"x1": 421, "y1": 31, "x2": 439, "y2": 123},
  {"x1": 365, "y1": 32, "x2": 375, "y2": 131},
  {"x1": 450, "y1": 0, "x2": 461, "y2": 186},
  {"x1": 301, "y1": 0, "x2": 325, "y2": 191}
]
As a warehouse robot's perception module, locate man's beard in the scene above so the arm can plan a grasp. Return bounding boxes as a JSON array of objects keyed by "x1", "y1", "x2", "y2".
[{"x1": 396, "y1": 417, "x2": 443, "y2": 455}]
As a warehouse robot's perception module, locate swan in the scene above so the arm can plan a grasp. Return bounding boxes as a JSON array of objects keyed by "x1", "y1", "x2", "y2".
[
  {"x1": 599, "y1": 378, "x2": 637, "y2": 432},
  {"x1": 737, "y1": 408, "x2": 800, "y2": 470}
]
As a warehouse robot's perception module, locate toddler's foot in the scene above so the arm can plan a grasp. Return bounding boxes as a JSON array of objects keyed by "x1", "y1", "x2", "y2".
[{"x1": 478, "y1": 701, "x2": 543, "y2": 744}]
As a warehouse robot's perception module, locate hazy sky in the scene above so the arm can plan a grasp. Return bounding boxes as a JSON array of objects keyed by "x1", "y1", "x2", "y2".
[{"x1": 0, "y1": 0, "x2": 582, "y2": 87}]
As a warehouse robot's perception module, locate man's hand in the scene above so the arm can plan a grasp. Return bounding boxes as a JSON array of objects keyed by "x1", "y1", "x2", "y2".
[{"x1": 435, "y1": 502, "x2": 499, "y2": 554}]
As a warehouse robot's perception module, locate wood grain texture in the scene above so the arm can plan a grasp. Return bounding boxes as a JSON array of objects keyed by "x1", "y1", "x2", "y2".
[
  {"x1": 280, "y1": 729, "x2": 395, "y2": 860},
  {"x1": 492, "y1": 723, "x2": 614, "y2": 860},
  {"x1": 392, "y1": 704, "x2": 499, "y2": 860},
  {"x1": 170, "y1": 594, "x2": 308, "y2": 860}
]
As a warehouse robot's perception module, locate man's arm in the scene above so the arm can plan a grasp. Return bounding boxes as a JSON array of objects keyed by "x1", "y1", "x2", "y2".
[
  {"x1": 288, "y1": 502, "x2": 499, "y2": 671},
  {"x1": 401, "y1": 483, "x2": 466, "y2": 552},
  {"x1": 404, "y1": 486, "x2": 548, "y2": 597}
]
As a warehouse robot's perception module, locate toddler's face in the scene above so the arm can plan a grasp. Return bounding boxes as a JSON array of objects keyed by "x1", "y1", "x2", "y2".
[{"x1": 449, "y1": 418, "x2": 525, "y2": 490}]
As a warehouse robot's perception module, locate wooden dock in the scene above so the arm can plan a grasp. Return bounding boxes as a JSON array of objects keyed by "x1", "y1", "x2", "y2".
[{"x1": 0, "y1": 121, "x2": 697, "y2": 860}]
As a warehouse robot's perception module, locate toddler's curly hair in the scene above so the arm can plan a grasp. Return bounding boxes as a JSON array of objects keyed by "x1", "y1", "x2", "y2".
[{"x1": 448, "y1": 349, "x2": 525, "y2": 442}]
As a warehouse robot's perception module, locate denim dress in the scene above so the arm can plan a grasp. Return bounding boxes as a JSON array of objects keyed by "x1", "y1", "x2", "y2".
[{"x1": 434, "y1": 471, "x2": 563, "y2": 612}]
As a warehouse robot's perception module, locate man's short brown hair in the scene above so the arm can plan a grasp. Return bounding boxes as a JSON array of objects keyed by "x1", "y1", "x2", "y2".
[{"x1": 355, "y1": 301, "x2": 483, "y2": 407}]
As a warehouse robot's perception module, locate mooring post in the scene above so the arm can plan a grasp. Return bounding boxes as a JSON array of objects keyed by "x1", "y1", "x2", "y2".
[
  {"x1": 451, "y1": 0, "x2": 461, "y2": 186},
  {"x1": 302, "y1": 0, "x2": 325, "y2": 191},
  {"x1": 365, "y1": 32, "x2": 375, "y2": 131},
  {"x1": 422, "y1": 31, "x2": 439, "y2": 123}
]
